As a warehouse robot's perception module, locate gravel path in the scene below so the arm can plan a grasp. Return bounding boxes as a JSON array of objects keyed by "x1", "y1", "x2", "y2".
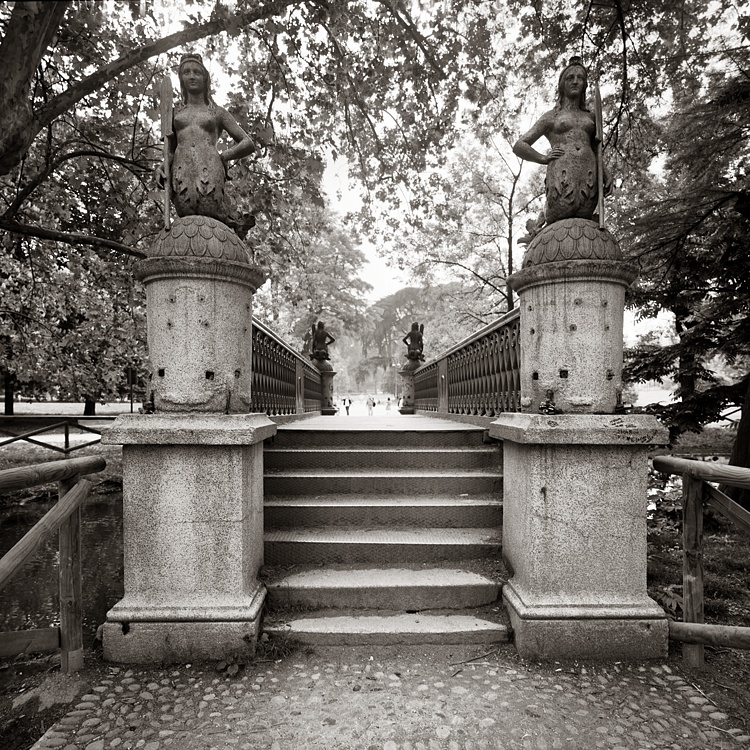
[{"x1": 29, "y1": 646, "x2": 750, "y2": 750}]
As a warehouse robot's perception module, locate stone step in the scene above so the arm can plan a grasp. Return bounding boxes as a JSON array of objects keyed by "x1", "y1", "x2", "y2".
[
  {"x1": 264, "y1": 446, "x2": 500, "y2": 471},
  {"x1": 264, "y1": 527, "x2": 501, "y2": 566},
  {"x1": 266, "y1": 567, "x2": 501, "y2": 610},
  {"x1": 268, "y1": 426, "x2": 490, "y2": 450},
  {"x1": 264, "y1": 470, "x2": 503, "y2": 496},
  {"x1": 265, "y1": 495, "x2": 502, "y2": 528},
  {"x1": 263, "y1": 612, "x2": 510, "y2": 646}
]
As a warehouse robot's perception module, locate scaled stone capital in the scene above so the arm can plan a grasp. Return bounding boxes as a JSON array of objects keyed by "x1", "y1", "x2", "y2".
[
  {"x1": 135, "y1": 256, "x2": 267, "y2": 292},
  {"x1": 508, "y1": 258, "x2": 638, "y2": 295},
  {"x1": 150, "y1": 215, "x2": 251, "y2": 263},
  {"x1": 522, "y1": 218, "x2": 622, "y2": 268}
]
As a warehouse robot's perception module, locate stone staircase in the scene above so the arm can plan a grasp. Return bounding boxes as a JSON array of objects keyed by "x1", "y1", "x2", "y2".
[{"x1": 261, "y1": 417, "x2": 510, "y2": 645}]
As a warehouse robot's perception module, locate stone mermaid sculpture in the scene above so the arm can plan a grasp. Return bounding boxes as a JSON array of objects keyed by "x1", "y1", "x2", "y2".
[
  {"x1": 513, "y1": 56, "x2": 612, "y2": 242},
  {"x1": 159, "y1": 53, "x2": 256, "y2": 236}
]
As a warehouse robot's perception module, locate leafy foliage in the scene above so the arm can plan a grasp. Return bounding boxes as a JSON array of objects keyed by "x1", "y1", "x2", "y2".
[{"x1": 622, "y1": 47, "x2": 750, "y2": 443}]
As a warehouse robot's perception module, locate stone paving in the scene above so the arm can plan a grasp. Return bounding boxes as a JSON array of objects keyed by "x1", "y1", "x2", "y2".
[{"x1": 29, "y1": 646, "x2": 750, "y2": 750}]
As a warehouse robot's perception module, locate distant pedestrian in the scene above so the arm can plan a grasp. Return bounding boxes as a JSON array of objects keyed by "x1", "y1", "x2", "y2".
[
  {"x1": 343, "y1": 397, "x2": 351, "y2": 415},
  {"x1": 366, "y1": 396, "x2": 375, "y2": 415},
  {"x1": 386, "y1": 397, "x2": 391, "y2": 411}
]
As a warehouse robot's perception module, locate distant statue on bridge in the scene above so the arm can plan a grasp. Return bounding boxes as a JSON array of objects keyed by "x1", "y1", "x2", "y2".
[
  {"x1": 403, "y1": 322, "x2": 425, "y2": 362},
  {"x1": 310, "y1": 321, "x2": 335, "y2": 361},
  {"x1": 513, "y1": 56, "x2": 612, "y2": 243},
  {"x1": 158, "y1": 53, "x2": 257, "y2": 236}
]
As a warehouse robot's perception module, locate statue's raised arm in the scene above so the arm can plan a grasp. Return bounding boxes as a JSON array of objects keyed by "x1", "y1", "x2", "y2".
[{"x1": 513, "y1": 57, "x2": 612, "y2": 242}]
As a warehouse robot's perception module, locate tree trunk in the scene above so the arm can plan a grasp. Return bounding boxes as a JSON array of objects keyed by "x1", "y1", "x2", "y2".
[
  {"x1": 672, "y1": 304, "x2": 698, "y2": 438},
  {"x1": 3, "y1": 371, "x2": 14, "y2": 415},
  {"x1": 83, "y1": 399, "x2": 96, "y2": 416},
  {"x1": 0, "y1": 1, "x2": 69, "y2": 174},
  {"x1": 0, "y1": 1, "x2": 303, "y2": 177},
  {"x1": 722, "y1": 375, "x2": 750, "y2": 511}
]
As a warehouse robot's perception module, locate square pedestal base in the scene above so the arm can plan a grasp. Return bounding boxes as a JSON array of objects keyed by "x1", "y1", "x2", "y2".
[
  {"x1": 504, "y1": 586, "x2": 668, "y2": 661},
  {"x1": 103, "y1": 616, "x2": 264, "y2": 664},
  {"x1": 492, "y1": 413, "x2": 669, "y2": 661},
  {"x1": 102, "y1": 413, "x2": 274, "y2": 665}
]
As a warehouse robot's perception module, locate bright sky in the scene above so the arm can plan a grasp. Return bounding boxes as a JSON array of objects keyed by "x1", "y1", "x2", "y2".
[{"x1": 322, "y1": 155, "x2": 409, "y2": 302}]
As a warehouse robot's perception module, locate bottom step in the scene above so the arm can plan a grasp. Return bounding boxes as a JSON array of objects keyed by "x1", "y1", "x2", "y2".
[
  {"x1": 264, "y1": 613, "x2": 510, "y2": 646},
  {"x1": 267, "y1": 568, "x2": 500, "y2": 610}
]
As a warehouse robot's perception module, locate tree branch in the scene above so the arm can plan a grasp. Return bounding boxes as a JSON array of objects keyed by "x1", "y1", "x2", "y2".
[
  {"x1": 2, "y1": 149, "x2": 150, "y2": 221},
  {"x1": 0, "y1": 0, "x2": 302, "y2": 176},
  {"x1": 375, "y1": 0, "x2": 446, "y2": 79},
  {"x1": 0, "y1": 219, "x2": 147, "y2": 258}
]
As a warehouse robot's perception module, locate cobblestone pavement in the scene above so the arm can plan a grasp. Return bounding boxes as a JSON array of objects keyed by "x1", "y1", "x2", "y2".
[{"x1": 30, "y1": 646, "x2": 750, "y2": 750}]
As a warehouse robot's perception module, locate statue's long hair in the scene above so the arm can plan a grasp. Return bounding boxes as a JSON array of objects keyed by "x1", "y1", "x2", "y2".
[
  {"x1": 555, "y1": 56, "x2": 588, "y2": 111},
  {"x1": 177, "y1": 53, "x2": 216, "y2": 110}
]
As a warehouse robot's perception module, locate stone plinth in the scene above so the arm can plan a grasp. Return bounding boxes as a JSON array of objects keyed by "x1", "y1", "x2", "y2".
[
  {"x1": 399, "y1": 368, "x2": 416, "y2": 414},
  {"x1": 102, "y1": 413, "x2": 276, "y2": 663},
  {"x1": 491, "y1": 413, "x2": 669, "y2": 660},
  {"x1": 319, "y1": 367, "x2": 337, "y2": 416},
  {"x1": 510, "y1": 221, "x2": 637, "y2": 414},
  {"x1": 136, "y1": 216, "x2": 267, "y2": 413}
]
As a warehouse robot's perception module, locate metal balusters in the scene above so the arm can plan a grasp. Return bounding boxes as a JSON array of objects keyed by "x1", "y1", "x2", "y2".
[{"x1": 414, "y1": 309, "x2": 520, "y2": 418}]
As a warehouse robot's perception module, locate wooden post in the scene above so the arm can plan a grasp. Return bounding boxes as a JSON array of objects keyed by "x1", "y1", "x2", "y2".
[
  {"x1": 682, "y1": 475, "x2": 705, "y2": 668},
  {"x1": 59, "y1": 476, "x2": 84, "y2": 672},
  {"x1": 594, "y1": 82, "x2": 605, "y2": 229}
]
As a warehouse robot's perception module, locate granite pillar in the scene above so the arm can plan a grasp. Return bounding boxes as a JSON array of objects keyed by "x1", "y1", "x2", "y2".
[
  {"x1": 492, "y1": 219, "x2": 669, "y2": 660},
  {"x1": 399, "y1": 368, "x2": 416, "y2": 415},
  {"x1": 103, "y1": 215, "x2": 276, "y2": 663}
]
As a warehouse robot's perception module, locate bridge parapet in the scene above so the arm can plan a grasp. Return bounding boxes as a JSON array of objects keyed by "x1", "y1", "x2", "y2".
[
  {"x1": 250, "y1": 318, "x2": 323, "y2": 418},
  {"x1": 413, "y1": 308, "x2": 520, "y2": 422}
]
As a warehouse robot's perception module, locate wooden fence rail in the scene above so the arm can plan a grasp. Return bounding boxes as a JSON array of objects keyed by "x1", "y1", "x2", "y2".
[
  {"x1": 0, "y1": 417, "x2": 112, "y2": 455},
  {"x1": 653, "y1": 455, "x2": 750, "y2": 668},
  {"x1": 0, "y1": 455, "x2": 105, "y2": 672}
]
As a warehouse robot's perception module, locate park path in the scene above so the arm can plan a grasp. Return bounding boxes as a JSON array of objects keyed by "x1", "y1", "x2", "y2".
[{"x1": 29, "y1": 645, "x2": 750, "y2": 750}]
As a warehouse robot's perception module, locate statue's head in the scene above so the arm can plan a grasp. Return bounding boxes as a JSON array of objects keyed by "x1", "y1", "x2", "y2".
[
  {"x1": 411, "y1": 322, "x2": 419, "y2": 331},
  {"x1": 556, "y1": 56, "x2": 588, "y2": 109},
  {"x1": 178, "y1": 53, "x2": 211, "y2": 104},
  {"x1": 317, "y1": 321, "x2": 325, "y2": 330}
]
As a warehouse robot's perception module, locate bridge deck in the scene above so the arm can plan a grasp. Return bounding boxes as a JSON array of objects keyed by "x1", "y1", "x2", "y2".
[{"x1": 281, "y1": 413, "x2": 485, "y2": 431}]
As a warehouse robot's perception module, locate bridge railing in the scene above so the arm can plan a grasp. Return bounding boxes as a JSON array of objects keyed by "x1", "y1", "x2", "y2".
[
  {"x1": 413, "y1": 308, "x2": 521, "y2": 421},
  {"x1": 251, "y1": 317, "x2": 323, "y2": 418}
]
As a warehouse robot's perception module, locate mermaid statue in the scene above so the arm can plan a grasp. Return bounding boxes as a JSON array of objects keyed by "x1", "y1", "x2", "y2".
[
  {"x1": 159, "y1": 53, "x2": 256, "y2": 237},
  {"x1": 513, "y1": 56, "x2": 612, "y2": 243}
]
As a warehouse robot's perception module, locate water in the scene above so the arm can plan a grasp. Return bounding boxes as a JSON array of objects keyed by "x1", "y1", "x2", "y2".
[{"x1": 0, "y1": 492, "x2": 124, "y2": 647}]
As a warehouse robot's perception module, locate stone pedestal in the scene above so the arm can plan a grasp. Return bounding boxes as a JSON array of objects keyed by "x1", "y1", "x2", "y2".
[
  {"x1": 103, "y1": 216, "x2": 276, "y2": 664},
  {"x1": 491, "y1": 414, "x2": 668, "y2": 660},
  {"x1": 102, "y1": 414, "x2": 276, "y2": 663},
  {"x1": 494, "y1": 218, "x2": 669, "y2": 660},
  {"x1": 398, "y1": 366, "x2": 417, "y2": 414},
  {"x1": 136, "y1": 216, "x2": 266, "y2": 414},
  {"x1": 320, "y1": 367, "x2": 337, "y2": 416}
]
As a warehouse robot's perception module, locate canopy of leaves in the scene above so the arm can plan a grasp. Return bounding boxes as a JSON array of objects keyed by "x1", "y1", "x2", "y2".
[{"x1": 622, "y1": 45, "x2": 750, "y2": 438}]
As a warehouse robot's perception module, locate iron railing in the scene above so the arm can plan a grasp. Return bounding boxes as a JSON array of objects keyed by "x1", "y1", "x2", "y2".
[
  {"x1": 414, "y1": 308, "x2": 521, "y2": 418},
  {"x1": 0, "y1": 417, "x2": 113, "y2": 455},
  {"x1": 251, "y1": 318, "x2": 322, "y2": 416}
]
